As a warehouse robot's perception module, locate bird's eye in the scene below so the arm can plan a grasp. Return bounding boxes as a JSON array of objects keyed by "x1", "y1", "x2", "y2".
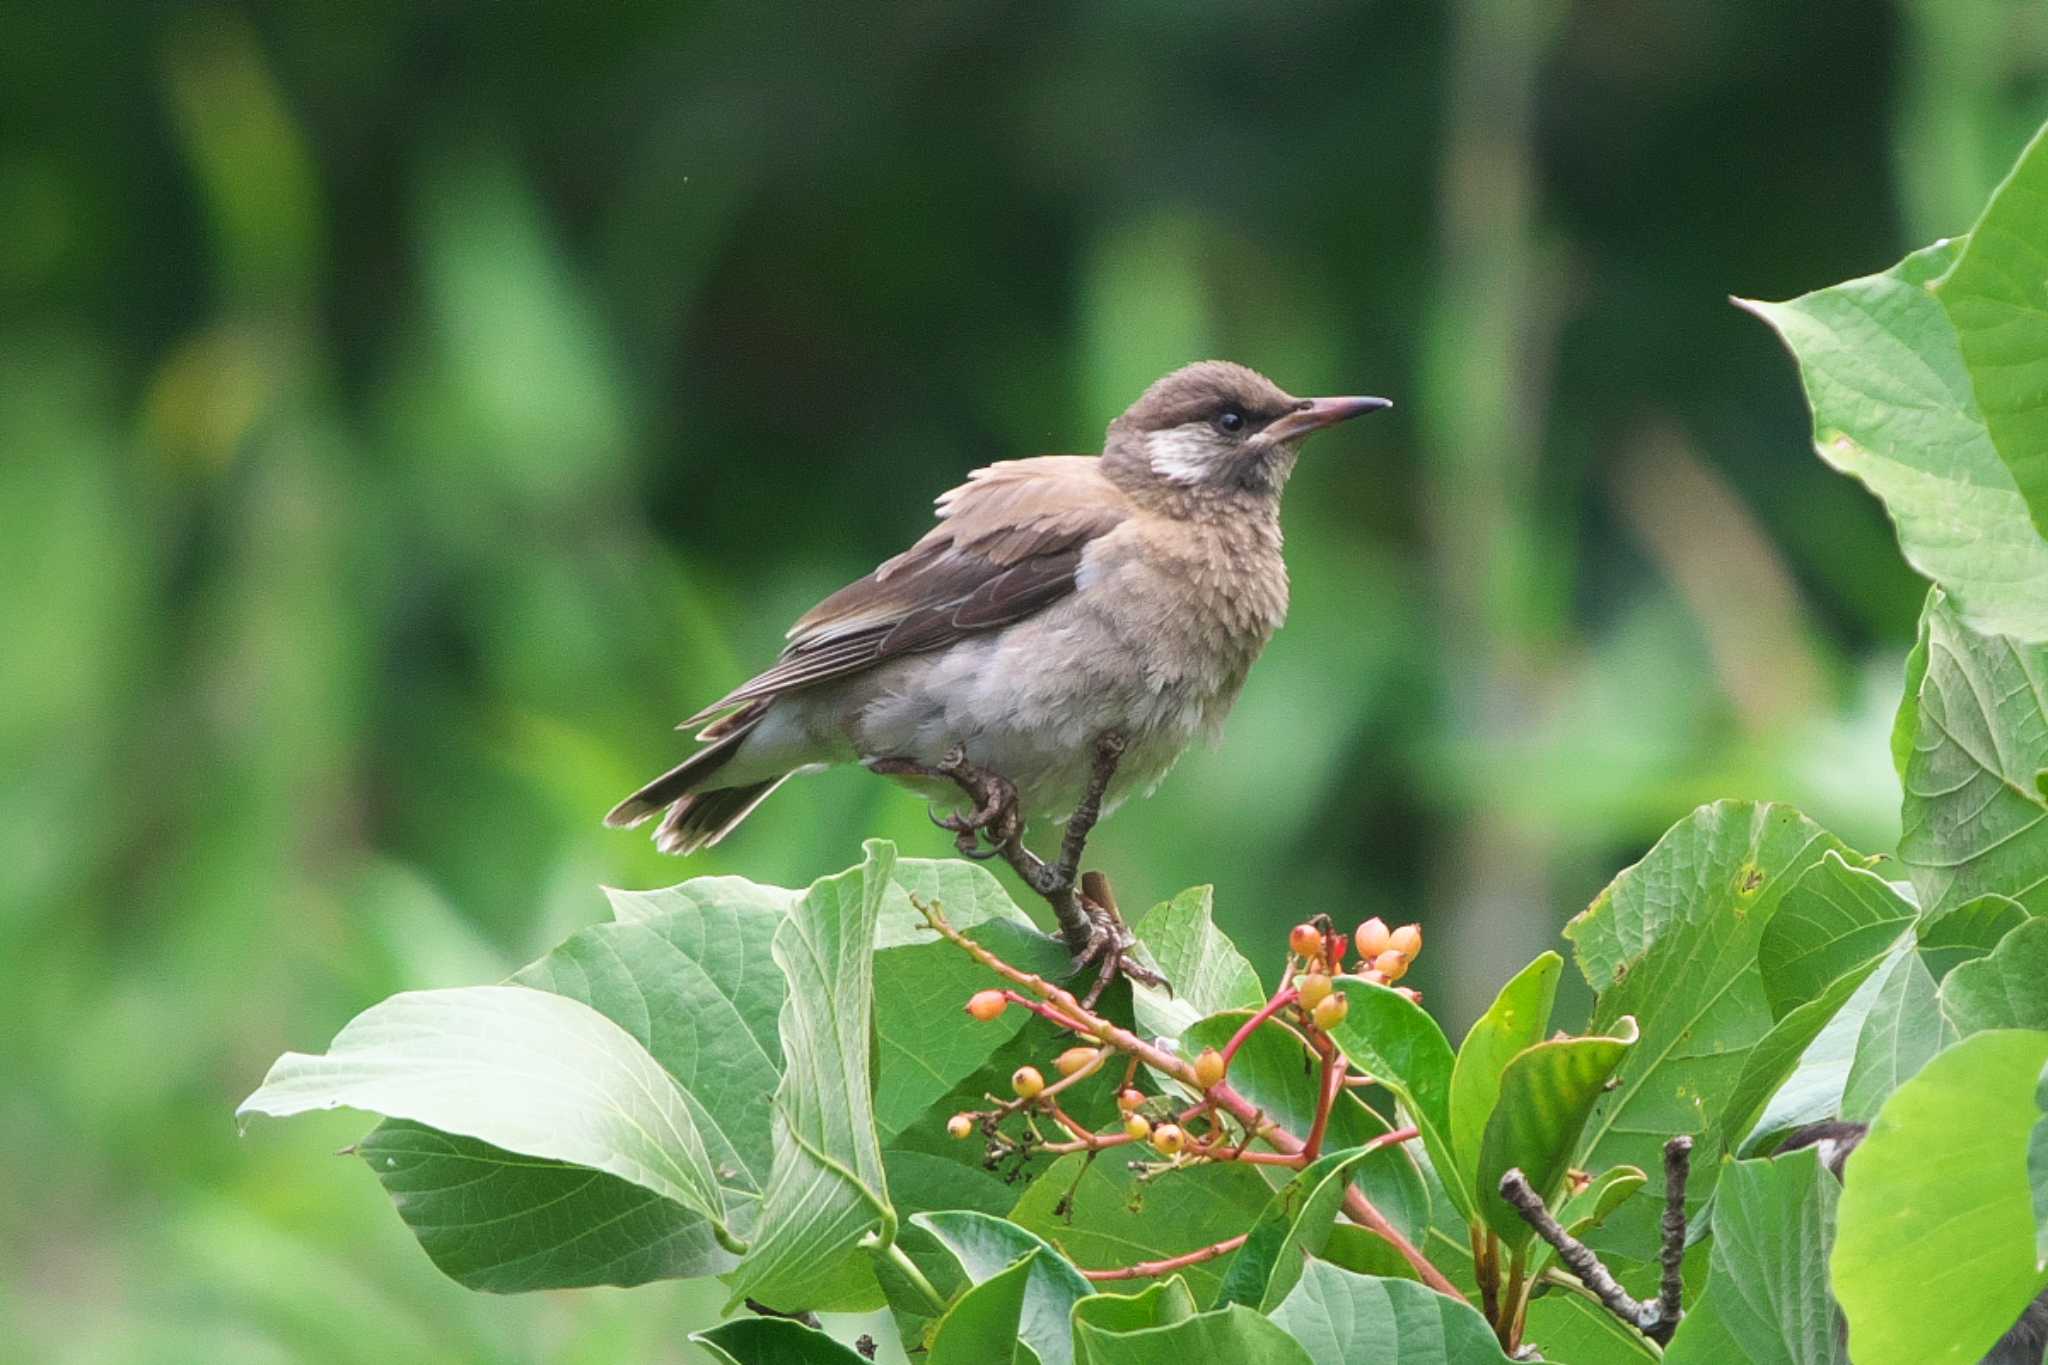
[{"x1": 1214, "y1": 406, "x2": 1246, "y2": 435}]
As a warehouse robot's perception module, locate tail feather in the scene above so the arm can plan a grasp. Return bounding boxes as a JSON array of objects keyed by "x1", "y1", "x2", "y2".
[
  {"x1": 606, "y1": 708, "x2": 790, "y2": 854},
  {"x1": 652, "y1": 777, "x2": 790, "y2": 855}
]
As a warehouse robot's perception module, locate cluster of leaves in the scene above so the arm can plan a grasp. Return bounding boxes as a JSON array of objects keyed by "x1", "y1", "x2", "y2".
[{"x1": 239, "y1": 124, "x2": 2048, "y2": 1362}]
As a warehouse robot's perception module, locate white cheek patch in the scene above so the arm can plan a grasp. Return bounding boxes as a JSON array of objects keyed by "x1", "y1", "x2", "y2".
[{"x1": 1147, "y1": 424, "x2": 1219, "y2": 485}]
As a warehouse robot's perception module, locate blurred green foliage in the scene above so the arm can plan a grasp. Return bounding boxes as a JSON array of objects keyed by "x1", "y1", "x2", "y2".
[{"x1": 4, "y1": 2, "x2": 2044, "y2": 1360}]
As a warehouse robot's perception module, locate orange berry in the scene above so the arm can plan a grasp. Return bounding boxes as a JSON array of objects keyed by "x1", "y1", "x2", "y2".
[
  {"x1": 1012, "y1": 1065, "x2": 1045, "y2": 1099},
  {"x1": 947, "y1": 1113, "x2": 975, "y2": 1140},
  {"x1": 1151, "y1": 1123, "x2": 1186, "y2": 1156},
  {"x1": 1289, "y1": 923, "x2": 1323, "y2": 960},
  {"x1": 1389, "y1": 924, "x2": 1422, "y2": 958},
  {"x1": 966, "y1": 990, "x2": 1007, "y2": 1022},
  {"x1": 1124, "y1": 1114, "x2": 1152, "y2": 1141},
  {"x1": 1117, "y1": 1087, "x2": 1146, "y2": 1113},
  {"x1": 1355, "y1": 917, "x2": 1391, "y2": 959},
  {"x1": 1056, "y1": 1045, "x2": 1101, "y2": 1077},
  {"x1": 1296, "y1": 972, "x2": 1333, "y2": 1009},
  {"x1": 1193, "y1": 1047, "x2": 1226, "y2": 1089},
  {"x1": 1373, "y1": 949, "x2": 1409, "y2": 982},
  {"x1": 1312, "y1": 991, "x2": 1349, "y2": 1031}
]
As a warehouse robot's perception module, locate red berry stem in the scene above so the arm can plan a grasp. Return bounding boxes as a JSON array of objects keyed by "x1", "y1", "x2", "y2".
[{"x1": 1218, "y1": 986, "x2": 1300, "y2": 1068}]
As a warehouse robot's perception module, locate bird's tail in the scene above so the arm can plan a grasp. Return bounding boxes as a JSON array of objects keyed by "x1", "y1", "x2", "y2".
[{"x1": 604, "y1": 715, "x2": 789, "y2": 855}]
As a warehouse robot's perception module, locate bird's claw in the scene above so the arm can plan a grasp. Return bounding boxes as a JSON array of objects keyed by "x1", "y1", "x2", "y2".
[{"x1": 1074, "y1": 886, "x2": 1167, "y2": 1009}]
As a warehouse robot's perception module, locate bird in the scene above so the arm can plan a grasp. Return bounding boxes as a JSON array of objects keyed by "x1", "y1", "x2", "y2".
[{"x1": 607, "y1": 360, "x2": 1389, "y2": 990}]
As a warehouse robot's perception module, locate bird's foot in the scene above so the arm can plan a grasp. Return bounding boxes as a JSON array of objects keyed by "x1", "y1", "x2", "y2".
[
  {"x1": 1070, "y1": 871, "x2": 1166, "y2": 1009},
  {"x1": 873, "y1": 748, "x2": 1023, "y2": 861}
]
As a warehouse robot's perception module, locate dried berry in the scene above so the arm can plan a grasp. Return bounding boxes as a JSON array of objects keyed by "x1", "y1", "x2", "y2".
[
  {"x1": 966, "y1": 990, "x2": 1007, "y2": 1022},
  {"x1": 1011, "y1": 1065, "x2": 1045, "y2": 1099}
]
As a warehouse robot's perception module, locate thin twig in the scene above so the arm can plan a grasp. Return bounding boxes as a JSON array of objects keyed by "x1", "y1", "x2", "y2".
[
  {"x1": 1220, "y1": 987, "x2": 1299, "y2": 1066},
  {"x1": 1656, "y1": 1136, "x2": 1692, "y2": 1338},
  {"x1": 1499, "y1": 1168, "x2": 1660, "y2": 1337},
  {"x1": 1081, "y1": 1233, "x2": 1249, "y2": 1282}
]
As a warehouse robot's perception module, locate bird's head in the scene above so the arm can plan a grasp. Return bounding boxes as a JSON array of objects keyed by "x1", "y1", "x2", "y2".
[{"x1": 1103, "y1": 360, "x2": 1390, "y2": 499}]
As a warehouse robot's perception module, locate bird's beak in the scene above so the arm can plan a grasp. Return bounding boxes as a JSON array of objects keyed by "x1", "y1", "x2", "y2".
[{"x1": 1264, "y1": 394, "x2": 1393, "y2": 443}]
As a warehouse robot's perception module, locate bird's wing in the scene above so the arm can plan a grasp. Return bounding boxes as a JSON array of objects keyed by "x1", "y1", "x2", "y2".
[{"x1": 685, "y1": 456, "x2": 1129, "y2": 732}]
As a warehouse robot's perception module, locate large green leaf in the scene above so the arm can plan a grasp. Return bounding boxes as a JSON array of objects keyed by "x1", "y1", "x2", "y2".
[
  {"x1": 1742, "y1": 243, "x2": 2048, "y2": 641},
  {"x1": 237, "y1": 985, "x2": 742, "y2": 1252},
  {"x1": 1180, "y1": 1011, "x2": 1431, "y2": 1242},
  {"x1": 1071, "y1": 1275, "x2": 1197, "y2": 1350},
  {"x1": 1918, "y1": 893, "x2": 2031, "y2": 980},
  {"x1": 912, "y1": 1211, "x2": 1094, "y2": 1365},
  {"x1": 1896, "y1": 593, "x2": 2048, "y2": 917},
  {"x1": 1267, "y1": 1261, "x2": 1517, "y2": 1364},
  {"x1": 1523, "y1": 1289, "x2": 1660, "y2": 1364},
  {"x1": 1757, "y1": 851, "x2": 1913, "y2": 1021},
  {"x1": 1841, "y1": 947, "x2": 1954, "y2": 1121},
  {"x1": 1936, "y1": 120, "x2": 2048, "y2": 540},
  {"x1": 725, "y1": 843, "x2": 897, "y2": 1312},
  {"x1": 693, "y1": 1317, "x2": 873, "y2": 1365},
  {"x1": 1724, "y1": 946, "x2": 1894, "y2": 1156},
  {"x1": 1476, "y1": 1017, "x2": 1638, "y2": 1256},
  {"x1": 1449, "y1": 952, "x2": 1561, "y2": 1192},
  {"x1": 927, "y1": 1248, "x2": 1038, "y2": 1365},
  {"x1": 356, "y1": 1119, "x2": 732, "y2": 1291},
  {"x1": 1941, "y1": 915, "x2": 2048, "y2": 1035},
  {"x1": 1128, "y1": 886, "x2": 1264, "y2": 1041},
  {"x1": 1664, "y1": 1149, "x2": 1847, "y2": 1365},
  {"x1": 1834, "y1": 1029, "x2": 2048, "y2": 1363},
  {"x1": 1566, "y1": 802, "x2": 1840, "y2": 1248},
  {"x1": 1074, "y1": 1304, "x2": 1311, "y2": 1365},
  {"x1": 2032, "y1": 1060, "x2": 2048, "y2": 1272},
  {"x1": 1007, "y1": 1151, "x2": 1272, "y2": 1306},
  {"x1": 1323, "y1": 979, "x2": 1463, "y2": 1219},
  {"x1": 1214, "y1": 1146, "x2": 1384, "y2": 1311}
]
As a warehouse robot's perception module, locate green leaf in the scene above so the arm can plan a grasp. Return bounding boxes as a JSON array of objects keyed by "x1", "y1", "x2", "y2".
[
  {"x1": 1757, "y1": 850, "x2": 1913, "y2": 1021},
  {"x1": 1897, "y1": 593, "x2": 2048, "y2": 917},
  {"x1": 1181, "y1": 1011, "x2": 1431, "y2": 1242},
  {"x1": 1664, "y1": 1149, "x2": 1847, "y2": 1365},
  {"x1": 912, "y1": 1211, "x2": 1094, "y2": 1365},
  {"x1": 1557, "y1": 1164, "x2": 1648, "y2": 1242},
  {"x1": 725, "y1": 843, "x2": 897, "y2": 1313},
  {"x1": 1523, "y1": 1289, "x2": 1660, "y2": 1363},
  {"x1": 692, "y1": 1317, "x2": 873, "y2": 1364},
  {"x1": 357, "y1": 1120, "x2": 732, "y2": 1291},
  {"x1": 1477, "y1": 1018, "x2": 1638, "y2": 1255},
  {"x1": 1324, "y1": 979, "x2": 1464, "y2": 1219},
  {"x1": 237, "y1": 984, "x2": 741, "y2": 1249},
  {"x1": 928, "y1": 1248, "x2": 1038, "y2": 1365},
  {"x1": 1935, "y1": 120, "x2": 2048, "y2": 540},
  {"x1": 1941, "y1": 915, "x2": 2048, "y2": 1035},
  {"x1": 1215, "y1": 1146, "x2": 1384, "y2": 1311},
  {"x1": 1268, "y1": 1261, "x2": 1517, "y2": 1364},
  {"x1": 1841, "y1": 947, "x2": 1954, "y2": 1121},
  {"x1": 1128, "y1": 887, "x2": 1264, "y2": 1041},
  {"x1": 1833, "y1": 1029, "x2": 2048, "y2": 1364},
  {"x1": 1741, "y1": 243, "x2": 2048, "y2": 640},
  {"x1": 1567, "y1": 802, "x2": 1840, "y2": 1249},
  {"x1": 1074, "y1": 1304, "x2": 1311, "y2": 1365},
  {"x1": 2031, "y1": 1060, "x2": 2048, "y2": 1272},
  {"x1": 1917, "y1": 892, "x2": 2030, "y2": 980},
  {"x1": 1721, "y1": 945, "x2": 1895, "y2": 1155},
  {"x1": 1071, "y1": 1275, "x2": 1197, "y2": 1352},
  {"x1": 1449, "y1": 952, "x2": 1562, "y2": 1192},
  {"x1": 603, "y1": 875, "x2": 799, "y2": 925},
  {"x1": 1007, "y1": 1152, "x2": 1272, "y2": 1306}
]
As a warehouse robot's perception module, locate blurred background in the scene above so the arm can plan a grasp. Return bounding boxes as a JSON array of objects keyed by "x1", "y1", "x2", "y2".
[{"x1": 5, "y1": 1, "x2": 2046, "y2": 1360}]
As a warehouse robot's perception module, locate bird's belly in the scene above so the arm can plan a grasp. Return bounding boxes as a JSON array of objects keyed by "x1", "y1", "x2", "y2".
[{"x1": 843, "y1": 608, "x2": 1249, "y2": 824}]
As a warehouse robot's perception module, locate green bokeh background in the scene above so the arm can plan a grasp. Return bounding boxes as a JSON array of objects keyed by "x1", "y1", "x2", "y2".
[{"x1": 5, "y1": 3, "x2": 2043, "y2": 1360}]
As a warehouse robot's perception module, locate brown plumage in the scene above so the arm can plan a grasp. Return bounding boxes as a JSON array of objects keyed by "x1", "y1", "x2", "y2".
[{"x1": 608, "y1": 360, "x2": 1388, "y2": 856}]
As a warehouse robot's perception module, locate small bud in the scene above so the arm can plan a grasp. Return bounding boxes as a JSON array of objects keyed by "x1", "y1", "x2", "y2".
[
  {"x1": 1056, "y1": 1045, "x2": 1101, "y2": 1077},
  {"x1": 1355, "y1": 917, "x2": 1391, "y2": 959},
  {"x1": 1372, "y1": 949, "x2": 1410, "y2": 982},
  {"x1": 1397, "y1": 986, "x2": 1422, "y2": 1004},
  {"x1": 1364, "y1": 969, "x2": 1389, "y2": 986},
  {"x1": 1012, "y1": 1065, "x2": 1045, "y2": 1099},
  {"x1": 1389, "y1": 923, "x2": 1422, "y2": 959},
  {"x1": 1289, "y1": 923, "x2": 1323, "y2": 960},
  {"x1": 1124, "y1": 1113, "x2": 1152, "y2": 1141},
  {"x1": 1117, "y1": 1087, "x2": 1146, "y2": 1113},
  {"x1": 1326, "y1": 932, "x2": 1349, "y2": 967},
  {"x1": 1296, "y1": 972, "x2": 1333, "y2": 1009},
  {"x1": 1193, "y1": 1047, "x2": 1226, "y2": 1089},
  {"x1": 966, "y1": 990, "x2": 1007, "y2": 1022},
  {"x1": 1151, "y1": 1123, "x2": 1186, "y2": 1156},
  {"x1": 946, "y1": 1113, "x2": 975, "y2": 1140},
  {"x1": 1312, "y1": 991, "x2": 1349, "y2": 1031}
]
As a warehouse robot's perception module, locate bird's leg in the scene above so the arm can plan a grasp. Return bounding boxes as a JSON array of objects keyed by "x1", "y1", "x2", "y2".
[{"x1": 1052, "y1": 734, "x2": 1165, "y2": 1005}]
